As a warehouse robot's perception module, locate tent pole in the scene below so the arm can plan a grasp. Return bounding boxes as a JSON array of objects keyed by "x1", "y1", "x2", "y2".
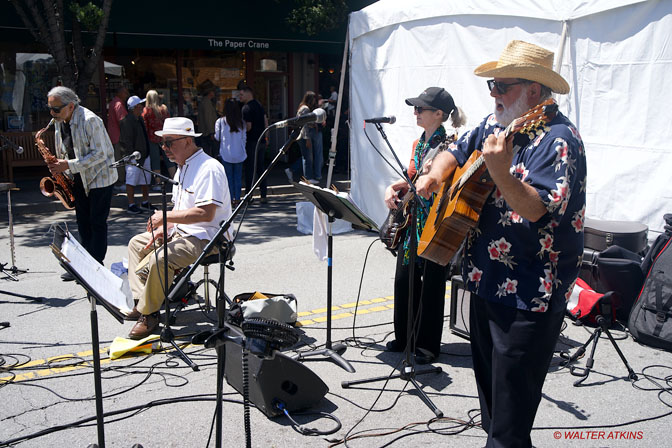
[
  {"x1": 325, "y1": 28, "x2": 349, "y2": 188},
  {"x1": 554, "y1": 21, "x2": 569, "y2": 92}
]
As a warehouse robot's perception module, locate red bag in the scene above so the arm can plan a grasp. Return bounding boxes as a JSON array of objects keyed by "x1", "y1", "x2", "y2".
[{"x1": 567, "y1": 278, "x2": 616, "y2": 325}]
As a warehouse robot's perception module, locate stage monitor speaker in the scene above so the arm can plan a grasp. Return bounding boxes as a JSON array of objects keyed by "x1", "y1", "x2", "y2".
[
  {"x1": 223, "y1": 324, "x2": 328, "y2": 418},
  {"x1": 449, "y1": 275, "x2": 471, "y2": 340}
]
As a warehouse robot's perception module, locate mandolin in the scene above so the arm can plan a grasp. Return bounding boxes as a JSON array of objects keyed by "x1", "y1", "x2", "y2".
[{"x1": 417, "y1": 99, "x2": 558, "y2": 265}]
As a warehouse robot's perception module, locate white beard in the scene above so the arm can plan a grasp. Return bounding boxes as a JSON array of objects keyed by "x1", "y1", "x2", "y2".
[{"x1": 495, "y1": 86, "x2": 530, "y2": 127}]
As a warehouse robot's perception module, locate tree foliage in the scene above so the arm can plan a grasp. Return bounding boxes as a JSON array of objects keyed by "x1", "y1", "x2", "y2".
[
  {"x1": 10, "y1": 0, "x2": 113, "y2": 99},
  {"x1": 285, "y1": 0, "x2": 349, "y2": 36}
]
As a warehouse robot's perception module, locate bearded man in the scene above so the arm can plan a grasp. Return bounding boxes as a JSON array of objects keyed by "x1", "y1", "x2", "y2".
[{"x1": 416, "y1": 40, "x2": 587, "y2": 448}]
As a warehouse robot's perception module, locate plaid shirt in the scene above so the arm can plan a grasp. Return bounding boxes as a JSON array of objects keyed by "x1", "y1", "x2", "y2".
[{"x1": 54, "y1": 105, "x2": 118, "y2": 195}]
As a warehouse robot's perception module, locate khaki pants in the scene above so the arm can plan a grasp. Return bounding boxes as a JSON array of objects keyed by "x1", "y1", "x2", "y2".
[{"x1": 128, "y1": 232, "x2": 209, "y2": 315}]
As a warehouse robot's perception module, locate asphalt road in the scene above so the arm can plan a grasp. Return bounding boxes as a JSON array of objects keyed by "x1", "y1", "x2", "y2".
[{"x1": 1, "y1": 189, "x2": 672, "y2": 447}]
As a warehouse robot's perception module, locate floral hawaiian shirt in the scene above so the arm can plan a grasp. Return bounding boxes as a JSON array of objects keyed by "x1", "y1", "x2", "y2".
[{"x1": 448, "y1": 110, "x2": 587, "y2": 313}]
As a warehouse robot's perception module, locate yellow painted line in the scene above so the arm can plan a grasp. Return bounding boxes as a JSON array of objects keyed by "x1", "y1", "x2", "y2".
[
  {"x1": 369, "y1": 305, "x2": 389, "y2": 312},
  {"x1": 1, "y1": 294, "x2": 413, "y2": 383}
]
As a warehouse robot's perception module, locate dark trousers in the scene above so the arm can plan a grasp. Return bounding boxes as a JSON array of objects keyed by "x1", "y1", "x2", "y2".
[
  {"x1": 72, "y1": 175, "x2": 113, "y2": 264},
  {"x1": 393, "y1": 252, "x2": 448, "y2": 356},
  {"x1": 243, "y1": 143, "x2": 267, "y2": 198},
  {"x1": 200, "y1": 134, "x2": 218, "y2": 158},
  {"x1": 469, "y1": 294, "x2": 564, "y2": 448}
]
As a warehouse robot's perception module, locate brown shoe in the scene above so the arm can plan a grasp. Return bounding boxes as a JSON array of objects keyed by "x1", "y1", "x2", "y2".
[
  {"x1": 124, "y1": 306, "x2": 141, "y2": 321},
  {"x1": 128, "y1": 313, "x2": 160, "y2": 340}
]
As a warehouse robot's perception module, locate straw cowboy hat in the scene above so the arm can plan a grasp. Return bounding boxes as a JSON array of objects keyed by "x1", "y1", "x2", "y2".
[{"x1": 474, "y1": 40, "x2": 570, "y2": 94}]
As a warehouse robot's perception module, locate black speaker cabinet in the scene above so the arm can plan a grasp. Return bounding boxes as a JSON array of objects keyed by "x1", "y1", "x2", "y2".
[
  {"x1": 223, "y1": 324, "x2": 328, "y2": 418},
  {"x1": 449, "y1": 275, "x2": 471, "y2": 340}
]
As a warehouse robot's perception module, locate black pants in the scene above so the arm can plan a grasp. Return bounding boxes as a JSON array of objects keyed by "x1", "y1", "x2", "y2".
[
  {"x1": 393, "y1": 252, "x2": 448, "y2": 356},
  {"x1": 72, "y1": 175, "x2": 113, "y2": 264},
  {"x1": 243, "y1": 143, "x2": 267, "y2": 198},
  {"x1": 469, "y1": 294, "x2": 564, "y2": 448}
]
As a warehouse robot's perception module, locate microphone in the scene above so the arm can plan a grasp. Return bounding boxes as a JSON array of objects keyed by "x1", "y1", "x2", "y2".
[
  {"x1": 0, "y1": 135, "x2": 25, "y2": 154},
  {"x1": 364, "y1": 116, "x2": 396, "y2": 124},
  {"x1": 274, "y1": 108, "x2": 326, "y2": 128},
  {"x1": 110, "y1": 151, "x2": 141, "y2": 167}
]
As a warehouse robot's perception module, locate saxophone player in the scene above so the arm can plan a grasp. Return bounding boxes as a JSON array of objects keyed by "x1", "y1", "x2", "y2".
[{"x1": 47, "y1": 86, "x2": 118, "y2": 280}]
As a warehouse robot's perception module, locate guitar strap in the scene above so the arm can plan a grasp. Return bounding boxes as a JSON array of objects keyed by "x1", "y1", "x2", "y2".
[{"x1": 402, "y1": 126, "x2": 448, "y2": 265}]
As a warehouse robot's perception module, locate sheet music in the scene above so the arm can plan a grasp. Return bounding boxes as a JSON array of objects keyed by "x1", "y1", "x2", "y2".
[
  {"x1": 61, "y1": 235, "x2": 133, "y2": 312},
  {"x1": 295, "y1": 181, "x2": 379, "y2": 232}
]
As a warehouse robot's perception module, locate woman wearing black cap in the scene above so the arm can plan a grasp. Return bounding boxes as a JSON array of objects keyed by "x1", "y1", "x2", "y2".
[{"x1": 383, "y1": 87, "x2": 466, "y2": 364}]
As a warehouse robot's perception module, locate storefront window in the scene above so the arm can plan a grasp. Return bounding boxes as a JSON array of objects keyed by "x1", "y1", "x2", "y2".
[
  {"x1": 181, "y1": 50, "x2": 245, "y2": 134},
  {"x1": 253, "y1": 51, "x2": 289, "y2": 122},
  {"x1": 2, "y1": 53, "x2": 59, "y2": 132},
  {"x1": 123, "y1": 50, "x2": 178, "y2": 118}
]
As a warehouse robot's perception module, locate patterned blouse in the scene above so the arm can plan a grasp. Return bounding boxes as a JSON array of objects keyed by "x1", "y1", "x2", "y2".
[
  {"x1": 448, "y1": 110, "x2": 587, "y2": 313},
  {"x1": 142, "y1": 106, "x2": 169, "y2": 144}
]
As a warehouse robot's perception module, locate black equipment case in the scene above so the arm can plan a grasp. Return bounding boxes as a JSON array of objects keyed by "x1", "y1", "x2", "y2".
[
  {"x1": 580, "y1": 218, "x2": 648, "y2": 292},
  {"x1": 584, "y1": 218, "x2": 648, "y2": 253}
]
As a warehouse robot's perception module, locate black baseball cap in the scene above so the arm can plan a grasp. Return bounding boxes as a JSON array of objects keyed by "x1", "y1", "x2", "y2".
[{"x1": 405, "y1": 87, "x2": 455, "y2": 115}]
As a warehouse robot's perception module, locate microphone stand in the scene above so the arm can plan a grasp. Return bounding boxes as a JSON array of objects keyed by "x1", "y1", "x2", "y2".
[
  {"x1": 169, "y1": 126, "x2": 303, "y2": 448},
  {"x1": 121, "y1": 159, "x2": 199, "y2": 370},
  {"x1": 341, "y1": 122, "x2": 443, "y2": 418}
]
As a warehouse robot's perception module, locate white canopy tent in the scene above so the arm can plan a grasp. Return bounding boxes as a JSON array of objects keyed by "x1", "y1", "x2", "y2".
[{"x1": 347, "y1": 0, "x2": 672, "y2": 234}]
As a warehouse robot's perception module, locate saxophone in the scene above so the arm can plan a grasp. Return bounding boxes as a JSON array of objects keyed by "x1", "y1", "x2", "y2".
[{"x1": 36, "y1": 119, "x2": 75, "y2": 210}]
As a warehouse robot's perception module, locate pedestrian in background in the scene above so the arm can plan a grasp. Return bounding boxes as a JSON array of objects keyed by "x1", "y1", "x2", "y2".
[
  {"x1": 120, "y1": 95, "x2": 152, "y2": 214},
  {"x1": 238, "y1": 85, "x2": 269, "y2": 203},
  {"x1": 198, "y1": 88, "x2": 219, "y2": 158},
  {"x1": 107, "y1": 85, "x2": 129, "y2": 187},
  {"x1": 296, "y1": 91, "x2": 325, "y2": 185},
  {"x1": 142, "y1": 89, "x2": 174, "y2": 190},
  {"x1": 215, "y1": 98, "x2": 247, "y2": 207}
]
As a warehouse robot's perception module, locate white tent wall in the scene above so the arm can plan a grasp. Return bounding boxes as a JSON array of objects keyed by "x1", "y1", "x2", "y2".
[{"x1": 348, "y1": 0, "x2": 672, "y2": 235}]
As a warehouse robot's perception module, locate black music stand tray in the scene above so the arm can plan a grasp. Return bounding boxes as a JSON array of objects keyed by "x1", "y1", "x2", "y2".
[
  {"x1": 51, "y1": 225, "x2": 130, "y2": 448},
  {"x1": 292, "y1": 181, "x2": 379, "y2": 373}
]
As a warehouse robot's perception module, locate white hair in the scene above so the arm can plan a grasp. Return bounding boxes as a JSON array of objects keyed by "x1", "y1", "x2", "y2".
[{"x1": 47, "y1": 86, "x2": 80, "y2": 105}]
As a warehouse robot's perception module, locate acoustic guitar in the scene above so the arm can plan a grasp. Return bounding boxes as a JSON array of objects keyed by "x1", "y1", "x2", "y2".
[
  {"x1": 417, "y1": 99, "x2": 558, "y2": 266},
  {"x1": 379, "y1": 136, "x2": 455, "y2": 250}
]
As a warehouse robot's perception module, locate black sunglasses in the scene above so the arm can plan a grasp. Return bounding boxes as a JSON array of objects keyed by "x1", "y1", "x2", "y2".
[
  {"x1": 487, "y1": 79, "x2": 526, "y2": 95},
  {"x1": 47, "y1": 104, "x2": 69, "y2": 113},
  {"x1": 414, "y1": 106, "x2": 437, "y2": 114},
  {"x1": 161, "y1": 136, "x2": 190, "y2": 148}
]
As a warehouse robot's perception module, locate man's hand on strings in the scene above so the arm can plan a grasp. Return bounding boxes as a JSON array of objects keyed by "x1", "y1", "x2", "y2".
[{"x1": 482, "y1": 133, "x2": 514, "y2": 183}]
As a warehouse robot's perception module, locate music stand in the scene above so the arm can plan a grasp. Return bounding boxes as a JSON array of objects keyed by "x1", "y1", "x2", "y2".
[
  {"x1": 51, "y1": 225, "x2": 132, "y2": 448},
  {"x1": 0, "y1": 182, "x2": 27, "y2": 281},
  {"x1": 292, "y1": 181, "x2": 378, "y2": 372}
]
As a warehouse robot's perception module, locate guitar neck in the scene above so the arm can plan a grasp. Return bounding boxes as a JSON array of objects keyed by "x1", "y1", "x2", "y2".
[{"x1": 453, "y1": 99, "x2": 557, "y2": 191}]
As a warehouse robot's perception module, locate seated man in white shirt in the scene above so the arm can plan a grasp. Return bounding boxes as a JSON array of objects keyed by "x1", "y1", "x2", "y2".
[{"x1": 126, "y1": 117, "x2": 232, "y2": 339}]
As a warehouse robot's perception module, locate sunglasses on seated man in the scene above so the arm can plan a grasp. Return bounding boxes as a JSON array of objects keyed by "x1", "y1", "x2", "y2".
[{"x1": 161, "y1": 136, "x2": 190, "y2": 148}]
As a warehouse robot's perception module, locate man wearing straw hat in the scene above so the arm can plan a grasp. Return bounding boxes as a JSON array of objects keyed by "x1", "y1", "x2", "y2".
[
  {"x1": 417, "y1": 40, "x2": 587, "y2": 447},
  {"x1": 125, "y1": 117, "x2": 232, "y2": 340}
]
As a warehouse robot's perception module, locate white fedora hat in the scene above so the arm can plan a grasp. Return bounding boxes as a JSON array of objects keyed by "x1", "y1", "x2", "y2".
[{"x1": 155, "y1": 117, "x2": 202, "y2": 137}]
